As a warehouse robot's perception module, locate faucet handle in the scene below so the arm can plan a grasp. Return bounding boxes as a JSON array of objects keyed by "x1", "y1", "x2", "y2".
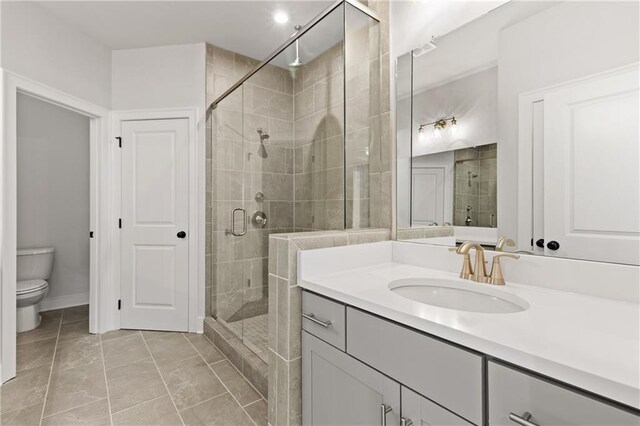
[
  {"x1": 449, "y1": 246, "x2": 474, "y2": 279},
  {"x1": 488, "y1": 253, "x2": 520, "y2": 285}
]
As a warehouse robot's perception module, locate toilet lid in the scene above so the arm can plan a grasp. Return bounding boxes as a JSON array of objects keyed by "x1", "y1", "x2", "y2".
[{"x1": 17, "y1": 279, "x2": 48, "y2": 295}]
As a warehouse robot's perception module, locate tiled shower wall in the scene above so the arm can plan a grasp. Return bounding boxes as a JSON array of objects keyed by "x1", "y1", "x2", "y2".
[
  {"x1": 206, "y1": 45, "x2": 296, "y2": 322},
  {"x1": 292, "y1": 43, "x2": 345, "y2": 231},
  {"x1": 453, "y1": 143, "x2": 497, "y2": 227}
]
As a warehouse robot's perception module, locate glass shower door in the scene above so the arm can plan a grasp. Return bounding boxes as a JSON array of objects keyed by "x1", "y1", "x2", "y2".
[{"x1": 211, "y1": 84, "x2": 246, "y2": 341}]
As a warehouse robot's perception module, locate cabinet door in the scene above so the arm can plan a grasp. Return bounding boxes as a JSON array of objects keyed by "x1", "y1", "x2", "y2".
[
  {"x1": 302, "y1": 331, "x2": 400, "y2": 426},
  {"x1": 488, "y1": 361, "x2": 639, "y2": 425},
  {"x1": 402, "y1": 387, "x2": 473, "y2": 426}
]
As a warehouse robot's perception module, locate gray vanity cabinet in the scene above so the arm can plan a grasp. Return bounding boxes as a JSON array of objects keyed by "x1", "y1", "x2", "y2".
[
  {"x1": 302, "y1": 331, "x2": 401, "y2": 426},
  {"x1": 402, "y1": 387, "x2": 473, "y2": 426},
  {"x1": 488, "y1": 361, "x2": 639, "y2": 426}
]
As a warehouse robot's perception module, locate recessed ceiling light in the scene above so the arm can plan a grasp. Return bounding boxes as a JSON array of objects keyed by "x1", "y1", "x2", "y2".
[{"x1": 274, "y1": 11, "x2": 289, "y2": 24}]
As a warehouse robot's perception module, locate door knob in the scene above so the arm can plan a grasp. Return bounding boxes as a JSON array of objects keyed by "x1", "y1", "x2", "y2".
[
  {"x1": 535, "y1": 239, "x2": 545, "y2": 248},
  {"x1": 547, "y1": 240, "x2": 560, "y2": 250},
  {"x1": 177, "y1": 231, "x2": 187, "y2": 239}
]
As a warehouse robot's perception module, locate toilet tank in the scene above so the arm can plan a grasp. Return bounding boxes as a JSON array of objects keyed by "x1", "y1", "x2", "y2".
[{"x1": 17, "y1": 247, "x2": 55, "y2": 281}]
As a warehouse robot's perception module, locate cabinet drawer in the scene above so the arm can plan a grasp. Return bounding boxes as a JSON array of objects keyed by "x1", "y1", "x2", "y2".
[
  {"x1": 346, "y1": 308, "x2": 483, "y2": 425},
  {"x1": 302, "y1": 291, "x2": 346, "y2": 351},
  {"x1": 488, "y1": 361, "x2": 639, "y2": 425},
  {"x1": 402, "y1": 386, "x2": 473, "y2": 426}
]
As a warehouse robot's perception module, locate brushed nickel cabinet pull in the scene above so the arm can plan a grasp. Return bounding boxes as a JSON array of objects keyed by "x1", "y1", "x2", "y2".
[
  {"x1": 302, "y1": 313, "x2": 332, "y2": 328},
  {"x1": 509, "y1": 412, "x2": 539, "y2": 426},
  {"x1": 380, "y1": 404, "x2": 392, "y2": 426}
]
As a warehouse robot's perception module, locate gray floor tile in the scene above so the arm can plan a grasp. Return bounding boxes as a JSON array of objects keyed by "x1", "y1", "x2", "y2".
[
  {"x1": 146, "y1": 333, "x2": 198, "y2": 366},
  {"x1": 159, "y1": 356, "x2": 227, "y2": 410},
  {"x1": 210, "y1": 360, "x2": 261, "y2": 406},
  {"x1": 244, "y1": 399, "x2": 268, "y2": 426},
  {"x1": 112, "y1": 395, "x2": 182, "y2": 426},
  {"x1": 0, "y1": 364, "x2": 50, "y2": 414},
  {"x1": 0, "y1": 402, "x2": 43, "y2": 426},
  {"x1": 16, "y1": 338, "x2": 56, "y2": 371},
  {"x1": 16, "y1": 316, "x2": 60, "y2": 345},
  {"x1": 58, "y1": 319, "x2": 90, "y2": 343},
  {"x1": 99, "y1": 329, "x2": 140, "y2": 342},
  {"x1": 41, "y1": 309, "x2": 63, "y2": 320},
  {"x1": 102, "y1": 333, "x2": 150, "y2": 369},
  {"x1": 43, "y1": 360, "x2": 108, "y2": 417},
  {"x1": 53, "y1": 335, "x2": 102, "y2": 371},
  {"x1": 61, "y1": 305, "x2": 90, "y2": 324},
  {"x1": 141, "y1": 330, "x2": 176, "y2": 341},
  {"x1": 180, "y1": 393, "x2": 254, "y2": 426},
  {"x1": 184, "y1": 333, "x2": 225, "y2": 364},
  {"x1": 41, "y1": 399, "x2": 111, "y2": 425},
  {"x1": 106, "y1": 358, "x2": 168, "y2": 414}
]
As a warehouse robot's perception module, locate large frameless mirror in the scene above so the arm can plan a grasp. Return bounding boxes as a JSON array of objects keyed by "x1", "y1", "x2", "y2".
[{"x1": 395, "y1": 1, "x2": 640, "y2": 265}]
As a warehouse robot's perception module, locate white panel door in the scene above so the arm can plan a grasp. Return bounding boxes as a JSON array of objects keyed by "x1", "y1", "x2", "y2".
[
  {"x1": 121, "y1": 119, "x2": 190, "y2": 331},
  {"x1": 544, "y1": 65, "x2": 640, "y2": 265},
  {"x1": 412, "y1": 167, "x2": 446, "y2": 225}
]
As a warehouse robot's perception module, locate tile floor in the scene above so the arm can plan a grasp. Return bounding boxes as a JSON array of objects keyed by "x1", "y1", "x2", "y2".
[{"x1": 1, "y1": 305, "x2": 267, "y2": 426}]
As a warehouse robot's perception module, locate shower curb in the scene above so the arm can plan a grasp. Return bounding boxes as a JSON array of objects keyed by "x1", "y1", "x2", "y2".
[{"x1": 204, "y1": 317, "x2": 269, "y2": 398}]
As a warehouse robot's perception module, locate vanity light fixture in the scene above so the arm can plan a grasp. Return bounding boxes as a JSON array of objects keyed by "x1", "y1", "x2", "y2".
[
  {"x1": 418, "y1": 116, "x2": 457, "y2": 133},
  {"x1": 274, "y1": 11, "x2": 289, "y2": 24}
]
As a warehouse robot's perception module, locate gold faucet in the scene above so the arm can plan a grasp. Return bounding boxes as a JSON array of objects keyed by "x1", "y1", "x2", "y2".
[
  {"x1": 456, "y1": 241, "x2": 489, "y2": 283},
  {"x1": 451, "y1": 241, "x2": 521, "y2": 284},
  {"x1": 495, "y1": 237, "x2": 516, "y2": 251},
  {"x1": 487, "y1": 253, "x2": 520, "y2": 285}
]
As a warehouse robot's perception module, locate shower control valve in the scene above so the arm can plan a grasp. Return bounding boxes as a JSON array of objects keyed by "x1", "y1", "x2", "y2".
[{"x1": 251, "y1": 211, "x2": 268, "y2": 228}]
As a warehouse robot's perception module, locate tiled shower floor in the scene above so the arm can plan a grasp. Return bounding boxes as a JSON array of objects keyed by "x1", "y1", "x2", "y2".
[
  {"x1": 1, "y1": 305, "x2": 267, "y2": 426},
  {"x1": 222, "y1": 314, "x2": 269, "y2": 364}
]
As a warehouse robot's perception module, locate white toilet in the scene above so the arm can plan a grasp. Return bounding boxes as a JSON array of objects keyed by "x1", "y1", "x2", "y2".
[{"x1": 16, "y1": 247, "x2": 55, "y2": 332}]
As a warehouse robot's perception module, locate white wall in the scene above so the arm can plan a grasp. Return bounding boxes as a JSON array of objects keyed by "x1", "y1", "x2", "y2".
[
  {"x1": 1, "y1": 2, "x2": 111, "y2": 108},
  {"x1": 112, "y1": 43, "x2": 206, "y2": 111},
  {"x1": 389, "y1": 0, "x2": 508, "y2": 62},
  {"x1": 497, "y1": 1, "x2": 640, "y2": 242},
  {"x1": 412, "y1": 66, "x2": 497, "y2": 157},
  {"x1": 17, "y1": 93, "x2": 90, "y2": 307}
]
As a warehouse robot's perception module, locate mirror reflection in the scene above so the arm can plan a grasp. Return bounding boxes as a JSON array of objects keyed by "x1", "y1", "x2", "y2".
[{"x1": 396, "y1": 1, "x2": 640, "y2": 265}]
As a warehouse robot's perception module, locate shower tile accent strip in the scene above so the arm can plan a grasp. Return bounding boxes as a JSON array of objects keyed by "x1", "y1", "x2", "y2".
[{"x1": 267, "y1": 228, "x2": 391, "y2": 426}]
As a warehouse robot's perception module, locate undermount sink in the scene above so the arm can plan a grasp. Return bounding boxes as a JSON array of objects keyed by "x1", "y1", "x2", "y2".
[{"x1": 389, "y1": 278, "x2": 529, "y2": 314}]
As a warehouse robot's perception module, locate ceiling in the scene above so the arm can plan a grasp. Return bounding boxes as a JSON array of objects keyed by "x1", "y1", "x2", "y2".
[
  {"x1": 35, "y1": 1, "x2": 335, "y2": 61},
  {"x1": 398, "y1": 1, "x2": 558, "y2": 99}
]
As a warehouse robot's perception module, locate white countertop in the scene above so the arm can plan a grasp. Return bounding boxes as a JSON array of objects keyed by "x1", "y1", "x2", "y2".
[{"x1": 298, "y1": 245, "x2": 640, "y2": 410}]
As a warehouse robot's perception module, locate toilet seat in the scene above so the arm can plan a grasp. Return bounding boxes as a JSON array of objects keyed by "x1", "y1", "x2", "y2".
[{"x1": 17, "y1": 279, "x2": 48, "y2": 295}]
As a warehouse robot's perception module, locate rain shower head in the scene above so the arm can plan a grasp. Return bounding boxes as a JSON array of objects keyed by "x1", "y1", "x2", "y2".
[{"x1": 289, "y1": 25, "x2": 304, "y2": 68}]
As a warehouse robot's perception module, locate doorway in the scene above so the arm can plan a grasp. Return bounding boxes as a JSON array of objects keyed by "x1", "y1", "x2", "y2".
[{"x1": 1, "y1": 73, "x2": 108, "y2": 384}]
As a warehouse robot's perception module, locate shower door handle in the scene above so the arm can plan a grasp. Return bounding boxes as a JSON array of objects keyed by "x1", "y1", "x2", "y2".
[{"x1": 230, "y1": 208, "x2": 247, "y2": 236}]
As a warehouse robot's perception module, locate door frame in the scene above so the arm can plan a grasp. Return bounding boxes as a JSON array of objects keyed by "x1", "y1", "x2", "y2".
[
  {"x1": 111, "y1": 109, "x2": 201, "y2": 333},
  {"x1": 1, "y1": 71, "x2": 109, "y2": 383}
]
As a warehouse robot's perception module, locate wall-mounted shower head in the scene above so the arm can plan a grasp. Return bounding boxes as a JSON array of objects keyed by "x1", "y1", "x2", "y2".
[{"x1": 257, "y1": 127, "x2": 270, "y2": 141}]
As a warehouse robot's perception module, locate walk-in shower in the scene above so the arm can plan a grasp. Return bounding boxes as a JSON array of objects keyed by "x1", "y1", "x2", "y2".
[{"x1": 206, "y1": 0, "x2": 381, "y2": 367}]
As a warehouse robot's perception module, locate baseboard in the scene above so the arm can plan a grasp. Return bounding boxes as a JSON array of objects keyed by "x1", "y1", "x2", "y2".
[{"x1": 41, "y1": 292, "x2": 89, "y2": 311}]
